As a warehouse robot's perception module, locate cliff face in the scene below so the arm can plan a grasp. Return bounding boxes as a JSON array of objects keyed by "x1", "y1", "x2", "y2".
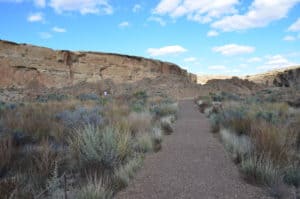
[
  {"x1": 273, "y1": 67, "x2": 300, "y2": 87},
  {"x1": 0, "y1": 40, "x2": 196, "y2": 89},
  {"x1": 246, "y1": 66, "x2": 300, "y2": 87}
]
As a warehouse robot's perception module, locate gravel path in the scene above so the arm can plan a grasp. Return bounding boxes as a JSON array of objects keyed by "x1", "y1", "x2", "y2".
[{"x1": 116, "y1": 100, "x2": 270, "y2": 199}]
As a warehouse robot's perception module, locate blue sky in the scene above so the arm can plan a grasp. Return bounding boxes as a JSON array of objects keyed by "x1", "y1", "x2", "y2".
[{"x1": 0, "y1": 0, "x2": 300, "y2": 75}]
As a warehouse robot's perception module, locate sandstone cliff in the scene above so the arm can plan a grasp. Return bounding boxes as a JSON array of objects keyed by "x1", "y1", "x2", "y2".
[
  {"x1": 246, "y1": 66, "x2": 300, "y2": 87},
  {"x1": 0, "y1": 40, "x2": 196, "y2": 89}
]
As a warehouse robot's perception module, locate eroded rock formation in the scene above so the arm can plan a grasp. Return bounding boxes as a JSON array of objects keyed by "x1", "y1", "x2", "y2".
[{"x1": 0, "y1": 40, "x2": 197, "y2": 89}]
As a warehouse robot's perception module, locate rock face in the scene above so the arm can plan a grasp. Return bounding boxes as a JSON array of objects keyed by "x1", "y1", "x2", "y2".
[
  {"x1": 273, "y1": 67, "x2": 300, "y2": 87},
  {"x1": 0, "y1": 40, "x2": 196, "y2": 89}
]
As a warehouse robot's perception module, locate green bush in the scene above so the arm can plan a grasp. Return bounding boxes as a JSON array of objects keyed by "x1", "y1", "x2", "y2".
[
  {"x1": 113, "y1": 156, "x2": 143, "y2": 190},
  {"x1": 70, "y1": 125, "x2": 131, "y2": 171},
  {"x1": 77, "y1": 176, "x2": 112, "y2": 199}
]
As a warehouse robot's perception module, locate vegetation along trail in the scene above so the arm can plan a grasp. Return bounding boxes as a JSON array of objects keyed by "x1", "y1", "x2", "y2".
[{"x1": 116, "y1": 99, "x2": 270, "y2": 199}]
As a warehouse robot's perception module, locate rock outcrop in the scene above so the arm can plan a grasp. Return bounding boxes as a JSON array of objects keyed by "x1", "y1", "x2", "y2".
[
  {"x1": 0, "y1": 40, "x2": 196, "y2": 89},
  {"x1": 273, "y1": 67, "x2": 300, "y2": 87}
]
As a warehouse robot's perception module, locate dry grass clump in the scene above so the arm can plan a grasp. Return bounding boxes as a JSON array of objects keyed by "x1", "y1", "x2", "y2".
[
  {"x1": 127, "y1": 112, "x2": 152, "y2": 136},
  {"x1": 0, "y1": 136, "x2": 13, "y2": 179},
  {"x1": 77, "y1": 175, "x2": 113, "y2": 199},
  {"x1": 202, "y1": 93, "x2": 300, "y2": 196}
]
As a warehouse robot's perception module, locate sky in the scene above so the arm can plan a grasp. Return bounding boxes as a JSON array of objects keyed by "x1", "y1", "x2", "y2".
[{"x1": 0, "y1": 0, "x2": 300, "y2": 76}]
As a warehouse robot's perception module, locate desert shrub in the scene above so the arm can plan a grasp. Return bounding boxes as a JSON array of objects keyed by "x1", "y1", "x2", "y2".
[
  {"x1": 151, "y1": 127, "x2": 163, "y2": 152},
  {"x1": 77, "y1": 93, "x2": 99, "y2": 101},
  {"x1": 113, "y1": 156, "x2": 143, "y2": 190},
  {"x1": 151, "y1": 103, "x2": 178, "y2": 118},
  {"x1": 209, "y1": 92, "x2": 224, "y2": 102},
  {"x1": 36, "y1": 93, "x2": 68, "y2": 103},
  {"x1": 220, "y1": 91, "x2": 241, "y2": 101},
  {"x1": 160, "y1": 116, "x2": 175, "y2": 135},
  {"x1": 219, "y1": 129, "x2": 252, "y2": 164},
  {"x1": 2, "y1": 104, "x2": 65, "y2": 143},
  {"x1": 241, "y1": 154, "x2": 281, "y2": 186},
  {"x1": 77, "y1": 175, "x2": 112, "y2": 199},
  {"x1": 69, "y1": 125, "x2": 132, "y2": 172},
  {"x1": 104, "y1": 103, "x2": 130, "y2": 126},
  {"x1": 127, "y1": 112, "x2": 152, "y2": 136},
  {"x1": 135, "y1": 134, "x2": 153, "y2": 153},
  {"x1": 56, "y1": 106, "x2": 102, "y2": 130},
  {"x1": 32, "y1": 140, "x2": 59, "y2": 182},
  {"x1": 283, "y1": 165, "x2": 300, "y2": 187},
  {"x1": 0, "y1": 136, "x2": 13, "y2": 177},
  {"x1": 249, "y1": 122, "x2": 296, "y2": 165},
  {"x1": 218, "y1": 107, "x2": 252, "y2": 135}
]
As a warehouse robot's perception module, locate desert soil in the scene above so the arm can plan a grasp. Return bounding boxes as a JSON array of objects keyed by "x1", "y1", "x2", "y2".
[{"x1": 116, "y1": 100, "x2": 271, "y2": 199}]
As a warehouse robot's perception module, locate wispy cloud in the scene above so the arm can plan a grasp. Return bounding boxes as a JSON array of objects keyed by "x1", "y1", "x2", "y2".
[
  {"x1": 27, "y1": 12, "x2": 44, "y2": 23},
  {"x1": 132, "y1": 4, "x2": 141, "y2": 13},
  {"x1": 207, "y1": 30, "x2": 219, "y2": 37},
  {"x1": 49, "y1": 0, "x2": 113, "y2": 15},
  {"x1": 212, "y1": 44, "x2": 255, "y2": 56},
  {"x1": 184, "y1": 57, "x2": 197, "y2": 62},
  {"x1": 283, "y1": 35, "x2": 296, "y2": 41},
  {"x1": 153, "y1": 0, "x2": 238, "y2": 23},
  {"x1": 212, "y1": 0, "x2": 300, "y2": 32},
  {"x1": 147, "y1": 45, "x2": 187, "y2": 56},
  {"x1": 148, "y1": 16, "x2": 166, "y2": 26},
  {"x1": 288, "y1": 18, "x2": 300, "y2": 32},
  {"x1": 208, "y1": 65, "x2": 227, "y2": 70},
  {"x1": 34, "y1": 0, "x2": 45, "y2": 7},
  {"x1": 39, "y1": 32, "x2": 52, "y2": 39},
  {"x1": 52, "y1": 26, "x2": 66, "y2": 33},
  {"x1": 118, "y1": 21, "x2": 130, "y2": 28},
  {"x1": 247, "y1": 57, "x2": 262, "y2": 63},
  {"x1": 257, "y1": 55, "x2": 296, "y2": 71}
]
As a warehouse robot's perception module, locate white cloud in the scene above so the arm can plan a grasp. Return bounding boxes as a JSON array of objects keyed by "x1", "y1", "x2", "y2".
[
  {"x1": 208, "y1": 65, "x2": 227, "y2": 70},
  {"x1": 207, "y1": 30, "x2": 219, "y2": 37},
  {"x1": 148, "y1": 16, "x2": 166, "y2": 26},
  {"x1": 118, "y1": 21, "x2": 130, "y2": 28},
  {"x1": 49, "y1": 0, "x2": 113, "y2": 15},
  {"x1": 52, "y1": 26, "x2": 66, "y2": 33},
  {"x1": 212, "y1": 44, "x2": 255, "y2": 56},
  {"x1": 288, "y1": 18, "x2": 300, "y2": 32},
  {"x1": 39, "y1": 32, "x2": 52, "y2": 39},
  {"x1": 153, "y1": 0, "x2": 239, "y2": 23},
  {"x1": 283, "y1": 35, "x2": 296, "y2": 41},
  {"x1": 34, "y1": 0, "x2": 45, "y2": 7},
  {"x1": 147, "y1": 45, "x2": 187, "y2": 56},
  {"x1": 27, "y1": 12, "x2": 44, "y2": 22},
  {"x1": 257, "y1": 55, "x2": 296, "y2": 70},
  {"x1": 247, "y1": 57, "x2": 262, "y2": 63},
  {"x1": 212, "y1": 0, "x2": 300, "y2": 32},
  {"x1": 132, "y1": 4, "x2": 141, "y2": 12},
  {"x1": 184, "y1": 57, "x2": 197, "y2": 62}
]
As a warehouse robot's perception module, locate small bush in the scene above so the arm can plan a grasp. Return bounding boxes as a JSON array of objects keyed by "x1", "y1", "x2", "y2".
[
  {"x1": 283, "y1": 165, "x2": 300, "y2": 187},
  {"x1": 113, "y1": 156, "x2": 143, "y2": 190},
  {"x1": 77, "y1": 93, "x2": 99, "y2": 101},
  {"x1": 56, "y1": 106, "x2": 102, "y2": 130},
  {"x1": 160, "y1": 116, "x2": 174, "y2": 135},
  {"x1": 0, "y1": 136, "x2": 13, "y2": 177},
  {"x1": 136, "y1": 134, "x2": 153, "y2": 153},
  {"x1": 69, "y1": 126, "x2": 130, "y2": 172},
  {"x1": 220, "y1": 129, "x2": 252, "y2": 163},
  {"x1": 77, "y1": 175, "x2": 112, "y2": 199},
  {"x1": 151, "y1": 127, "x2": 163, "y2": 152},
  {"x1": 127, "y1": 112, "x2": 152, "y2": 136},
  {"x1": 151, "y1": 103, "x2": 178, "y2": 118},
  {"x1": 241, "y1": 154, "x2": 281, "y2": 186}
]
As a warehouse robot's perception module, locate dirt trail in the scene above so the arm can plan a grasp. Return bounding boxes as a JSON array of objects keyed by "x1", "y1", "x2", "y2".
[{"x1": 116, "y1": 100, "x2": 270, "y2": 199}]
